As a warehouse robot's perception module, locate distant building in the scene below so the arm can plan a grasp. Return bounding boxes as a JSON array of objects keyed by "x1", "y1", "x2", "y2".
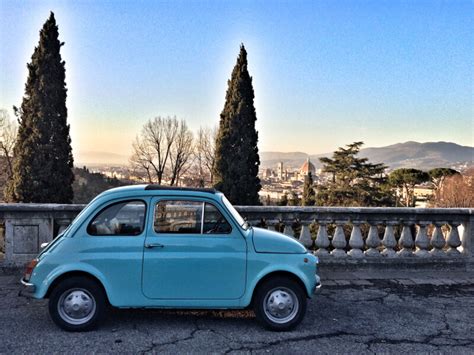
[
  {"x1": 277, "y1": 162, "x2": 284, "y2": 180},
  {"x1": 300, "y1": 158, "x2": 316, "y2": 176},
  {"x1": 262, "y1": 168, "x2": 273, "y2": 178}
]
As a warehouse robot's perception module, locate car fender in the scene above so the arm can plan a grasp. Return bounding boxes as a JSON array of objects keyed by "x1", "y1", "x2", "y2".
[
  {"x1": 34, "y1": 262, "x2": 112, "y2": 302},
  {"x1": 241, "y1": 263, "x2": 313, "y2": 307}
]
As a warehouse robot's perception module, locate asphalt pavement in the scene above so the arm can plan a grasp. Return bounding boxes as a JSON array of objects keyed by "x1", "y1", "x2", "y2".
[{"x1": 1, "y1": 271, "x2": 473, "y2": 354}]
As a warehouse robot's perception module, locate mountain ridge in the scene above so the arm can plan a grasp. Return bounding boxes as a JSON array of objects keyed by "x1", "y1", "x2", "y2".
[{"x1": 260, "y1": 141, "x2": 473, "y2": 170}]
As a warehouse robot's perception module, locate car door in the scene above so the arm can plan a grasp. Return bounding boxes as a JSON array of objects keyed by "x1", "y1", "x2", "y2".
[
  {"x1": 81, "y1": 198, "x2": 149, "y2": 305},
  {"x1": 142, "y1": 196, "x2": 247, "y2": 300}
]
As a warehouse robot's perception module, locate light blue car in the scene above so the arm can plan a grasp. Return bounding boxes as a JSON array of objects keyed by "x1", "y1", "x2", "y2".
[{"x1": 20, "y1": 185, "x2": 320, "y2": 331}]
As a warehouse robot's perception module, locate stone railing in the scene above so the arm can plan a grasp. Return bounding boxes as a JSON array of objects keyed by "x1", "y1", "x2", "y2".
[
  {"x1": 239, "y1": 206, "x2": 473, "y2": 268},
  {"x1": 0, "y1": 204, "x2": 85, "y2": 266},
  {"x1": 0, "y1": 204, "x2": 473, "y2": 268}
]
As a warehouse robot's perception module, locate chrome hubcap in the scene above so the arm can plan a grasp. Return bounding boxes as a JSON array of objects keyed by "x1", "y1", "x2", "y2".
[
  {"x1": 58, "y1": 289, "x2": 96, "y2": 325},
  {"x1": 264, "y1": 287, "x2": 299, "y2": 324}
]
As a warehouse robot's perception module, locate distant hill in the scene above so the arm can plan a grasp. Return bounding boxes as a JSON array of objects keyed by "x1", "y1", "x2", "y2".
[
  {"x1": 358, "y1": 141, "x2": 473, "y2": 170},
  {"x1": 75, "y1": 151, "x2": 128, "y2": 166},
  {"x1": 260, "y1": 141, "x2": 474, "y2": 171}
]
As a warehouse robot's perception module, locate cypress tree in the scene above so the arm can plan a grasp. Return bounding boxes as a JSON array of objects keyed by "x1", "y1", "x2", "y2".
[
  {"x1": 5, "y1": 12, "x2": 74, "y2": 203},
  {"x1": 302, "y1": 171, "x2": 316, "y2": 206},
  {"x1": 213, "y1": 44, "x2": 261, "y2": 205}
]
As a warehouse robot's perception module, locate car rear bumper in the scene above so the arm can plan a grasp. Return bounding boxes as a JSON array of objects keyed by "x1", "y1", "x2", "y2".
[
  {"x1": 19, "y1": 278, "x2": 36, "y2": 297},
  {"x1": 312, "y1": 275, "x2": 321, "y2": 294}
]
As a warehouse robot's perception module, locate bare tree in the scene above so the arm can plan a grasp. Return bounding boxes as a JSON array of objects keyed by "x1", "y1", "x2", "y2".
[
  {"x1": 194, "y1": 126, "x2": 217, "y2": 187},
  {"x1": 130, "y1": 116, "x2": 194, "y2": 186},
  {"x1": 169, "y1": 120, "x2": 194, "y2": 186},
  {"x1": 429, "y1": 168, "x2": 474, "y2": 208},
  {"x1": 130, "y1": 116, "x2": 178, "y2": 185},
  {"x1": 0, "y1": 109, "x2": 17, "y2": 179}
]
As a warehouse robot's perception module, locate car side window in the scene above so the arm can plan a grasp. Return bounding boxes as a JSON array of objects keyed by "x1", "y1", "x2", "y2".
[
  {"x1": 154, "y1": 200, "x2": 231, "y2": 235},
  {"x1": 154, "y1": 201, "x2": 203, "y2": 234},
  {"x1": 203, "y1": 203, "x2": 232, "y2": 234},
  {"x1": 87, "y1": 200, "x2": 146, "y2": 236}
]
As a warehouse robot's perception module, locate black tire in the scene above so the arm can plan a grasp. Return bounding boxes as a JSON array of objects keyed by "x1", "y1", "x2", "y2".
[
  {"x1": 253, "y1": 276, "x2": 307, "y2": 331},
  {"x1": 48, "y1": 276, "x2": 107, "y2": 332}
]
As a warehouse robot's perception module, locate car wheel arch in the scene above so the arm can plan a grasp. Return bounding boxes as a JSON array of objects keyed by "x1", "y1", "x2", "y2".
[
  {"x1": 250, "y1": 270, "x2": 308, "y2": 305},
  {"x1": 45, "y1": 271, "x2": 110, "y2": 304}
]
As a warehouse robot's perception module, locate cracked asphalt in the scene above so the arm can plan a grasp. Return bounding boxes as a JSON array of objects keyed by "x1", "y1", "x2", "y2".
[{"x1": 1, "y1": 272, "x2": 473, "y2": 354}]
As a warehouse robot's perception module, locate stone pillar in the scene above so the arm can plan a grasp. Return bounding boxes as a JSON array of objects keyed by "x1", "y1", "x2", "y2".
[
  {"x1": 348, "y1": 221, "x2": 364, "y2": 258},
  {"x1": 4, "y1": 217, "x2": 53, "y2": 266},
  {"x1": 315, "y1": 222, "x2": 330, "y2": 256},
  {"x1": 365, "y1": 223, "x2": 381, "y2": 257},
  {"x1": 430, "y1": 223, "x2": 446, "y2": 257},
  {"x1": 381, "y1": 223, "x2": 397, "y2": 257},
  {"x1": 55, "y1": 219, "x2": 72, "y2": 236},
  {"x1": 460, "y1": 214, "x2": 473, "y2": 258},
  {"x1": 283, "y1": 224, "x2": 294, "y2": 238},
  {"x1": 331, "y1": 222, "x2": 347, "y2": 258},
  {"x1": 299, "y1": 223, "x2": 313, "y2": 248},
  {"x1": 446, "y1": 222, "x2": 461, "y2": 256},
  {"x1": 270, "y1": 220, "x2": 281, "y2": 232},
  {"x1": 414, "y1": 222, "x2": 430, "y2": 258},
  {"x1": 397, "y1": 224, "x2": 414, "y2": 257}
]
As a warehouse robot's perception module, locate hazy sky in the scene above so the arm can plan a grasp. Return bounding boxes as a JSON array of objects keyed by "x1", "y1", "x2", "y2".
[{"x1": 1, "y1": 0, "x2": 472, "y2": 163}]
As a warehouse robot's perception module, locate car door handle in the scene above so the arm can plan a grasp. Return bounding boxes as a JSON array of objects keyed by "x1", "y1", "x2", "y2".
[{"x1": 144, "y1": 242, "x2": 165, "y2": 249}]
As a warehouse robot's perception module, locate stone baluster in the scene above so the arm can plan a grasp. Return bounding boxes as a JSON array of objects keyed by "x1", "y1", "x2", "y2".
[
  {"x1": 299, "y1": 222, "x2": 313, "y2": 248},
  {"x1": 283, "y1": 223, "x2": 294, "y2": 238},
  {"x1": 446, "y1": 222, "x2": 461, "y2": 256},
  {"x1": 347, "y1": 221, "x2": 364, "y2": 258},
  {"x1": 430, "y1": 223, "x2": 446, "y2": 257},
  {"x1": 331, "y1": 221, "x2": 347, "y2": 258},
  {"x1": 381, "y1": 223, "x2": 397, "y2": 257},
  {"x1": 0, "y1": 219, "x2": 5, "y2": 255},
  {"x1": 414, "y1": 222, "x2": 430, "y2": 258},
  {"x1": 55, "y1": 219, "x2": 72, "y2": 236},
  {"x1": 365, "y1": 223, "x2": 381, "y2": 257},
  {"x1": 270, "y1": 220, "x2": 281, "y2": 232},
  {"x1": 397, "y1": 223, "x2": 414, "y2": 257},
  {"x1": 314, "y1": 222, "x2": 330, "y2": 256}
]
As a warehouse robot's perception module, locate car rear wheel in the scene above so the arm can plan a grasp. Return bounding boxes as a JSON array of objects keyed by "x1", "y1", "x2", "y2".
[
  {"x1": 253, "y1": 276, "x2": 307, "y2": 331},
  {"x1": 48, "y1": 276, "x2": 106, "y2": 331}
]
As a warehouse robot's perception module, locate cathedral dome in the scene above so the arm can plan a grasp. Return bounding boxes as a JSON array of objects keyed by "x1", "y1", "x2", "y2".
[{"x1": 300, "y1": 158, "x2": 315, "y2": 175}]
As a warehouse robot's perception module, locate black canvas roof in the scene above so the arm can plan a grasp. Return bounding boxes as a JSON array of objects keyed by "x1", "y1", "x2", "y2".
[{"x1": 144, "y1": 185, "x2": 217, "y2": 194}]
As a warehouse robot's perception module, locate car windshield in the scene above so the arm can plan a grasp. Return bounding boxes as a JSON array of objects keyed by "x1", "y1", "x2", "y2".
[{"x1": 221, "y1": 195, "x2": 249, "y2": 230}]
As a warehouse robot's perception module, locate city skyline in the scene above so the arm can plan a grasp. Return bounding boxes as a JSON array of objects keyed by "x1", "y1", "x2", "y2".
[{"x1": 1, "y1": 0, "x2": 472, "y2": 164}]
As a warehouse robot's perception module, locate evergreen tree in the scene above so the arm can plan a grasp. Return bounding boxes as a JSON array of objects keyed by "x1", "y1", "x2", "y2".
[
  {"x1": 278, "y1": 193, "x2": 288, "y2": 206},
  {"x1": 288, "y1": 192, "x2": 300, "y2": 206},
  {"x1": 213, "y1": 44, "x2": 261, "y2": 205},
  {"x1": 317, "y1": 142, "x2": 395, "y2": 206},
  {"x1": 389, "y1": 168, "x2": 430, "y2": 207},
  {"x1": 302, "y1": 171, "x2": 316, "y2": 206},
  {"x1": 5, "y1": 13, "x2": 74, "y2": 203}
]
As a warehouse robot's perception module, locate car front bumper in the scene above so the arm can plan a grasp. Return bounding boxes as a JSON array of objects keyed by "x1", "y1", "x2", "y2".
[{"x1": 19, "y1": 278, "x2": 36, "y2": 297}]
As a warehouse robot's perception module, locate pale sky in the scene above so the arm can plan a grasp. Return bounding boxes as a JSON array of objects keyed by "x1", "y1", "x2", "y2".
[{"x1": 1, "y1": 0, "x2": 472, "y2": 164}]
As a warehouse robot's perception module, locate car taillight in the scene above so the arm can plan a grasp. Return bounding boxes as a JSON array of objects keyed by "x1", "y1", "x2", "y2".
[{"x1": 24, "y1": 258, "x2": 39, "y2": 281}]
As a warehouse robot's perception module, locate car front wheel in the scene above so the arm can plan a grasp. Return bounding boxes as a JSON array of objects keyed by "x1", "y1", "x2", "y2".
[
  {"x1": 253, "y1": 276, "x2": 307, "y2": 331},
  {"x1": 48, "y1": 276, "x2": 106, "y2": 331}
]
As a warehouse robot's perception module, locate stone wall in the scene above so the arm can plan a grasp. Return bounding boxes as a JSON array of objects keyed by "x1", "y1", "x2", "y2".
[{"x1": 0, "y1": 204, "x2": 472, "y2": 269}]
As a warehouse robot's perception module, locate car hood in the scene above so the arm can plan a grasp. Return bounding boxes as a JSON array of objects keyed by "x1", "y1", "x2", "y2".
[{"x1": 251, "y1": 227, "x2": 307, "y2": 254}]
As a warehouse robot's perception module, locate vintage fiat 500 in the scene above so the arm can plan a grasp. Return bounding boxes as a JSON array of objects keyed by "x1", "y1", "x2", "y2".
[{"x1": 20, "y1": 185, "x2": 320, "y2": 331}]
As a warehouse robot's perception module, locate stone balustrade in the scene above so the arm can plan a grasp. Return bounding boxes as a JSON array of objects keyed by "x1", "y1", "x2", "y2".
[
  {"x1": 238, "y1": 206, "x2": 473, "y2": 266},
  {"x1": 0, "y1": 204, "x2": 473, "y2": 268}
]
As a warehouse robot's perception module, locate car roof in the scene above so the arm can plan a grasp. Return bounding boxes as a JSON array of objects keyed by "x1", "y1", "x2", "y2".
[
  {"x1": 97, "y1": 184, "x2": 219, "y2": 199},
  {"x1": 144, "y1": 185, "x2": 216, "y2": 193}
]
